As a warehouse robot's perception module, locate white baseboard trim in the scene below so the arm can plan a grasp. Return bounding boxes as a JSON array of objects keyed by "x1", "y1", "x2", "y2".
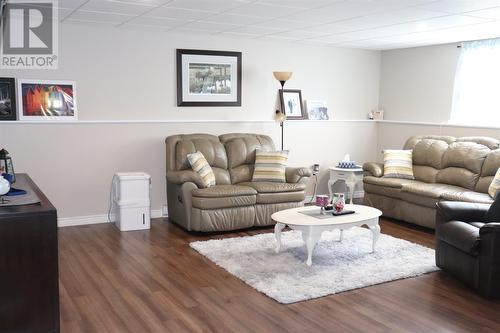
[{"x1": 58, "y1": 209, "x2": 164, "y2": 227}]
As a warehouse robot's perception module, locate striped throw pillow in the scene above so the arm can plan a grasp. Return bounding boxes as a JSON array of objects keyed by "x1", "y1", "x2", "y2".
[
  {"x1": 383, "y1": 149, "x2": 415, "y2": 180},
  {"x1": 488, "y1": 168, "x2": 500, "y2": 198},
  {"x1": 187, "y1": 151, "x2": 216, "y2": 188},
  {"x1": 252, "y1": 149, "x2": 289, "y2": 183}
]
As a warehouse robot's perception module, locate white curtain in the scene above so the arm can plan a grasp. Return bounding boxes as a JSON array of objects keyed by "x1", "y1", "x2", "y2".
[{"x1": 451, "y1": 38, "x2": 500, "y2": 125}]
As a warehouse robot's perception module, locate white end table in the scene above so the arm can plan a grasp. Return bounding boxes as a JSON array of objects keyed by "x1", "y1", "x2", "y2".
[
  {"x1": 328, "y1": 167, "x2": 363, "y2": 203},
  {"x1": 272, "y1": 204, "x2": 382, "y2": 266}
]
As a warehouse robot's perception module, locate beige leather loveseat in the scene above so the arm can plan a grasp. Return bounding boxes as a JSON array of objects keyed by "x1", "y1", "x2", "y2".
[
  {"x1": 363, "y1": 135, "x2": 500, "y2": 229},
  {"x1": 166, "y1": 133, "x2": 312, "y2": 232}
]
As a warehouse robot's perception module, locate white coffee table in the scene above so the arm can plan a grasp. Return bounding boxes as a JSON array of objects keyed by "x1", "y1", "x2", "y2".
[{"x1": 271, "y1": 204, "x2": 382, "y2": 266}]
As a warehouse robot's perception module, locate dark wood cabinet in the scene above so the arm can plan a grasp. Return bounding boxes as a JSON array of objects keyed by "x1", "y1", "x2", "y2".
[{"x1": 0, "y1": 174, "x2": 59, "y2": 333}]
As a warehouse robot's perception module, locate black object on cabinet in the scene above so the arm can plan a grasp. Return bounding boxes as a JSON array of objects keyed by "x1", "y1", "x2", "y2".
[{"x1": 0, "y1": 174, "x2": 59, "y2": 333}]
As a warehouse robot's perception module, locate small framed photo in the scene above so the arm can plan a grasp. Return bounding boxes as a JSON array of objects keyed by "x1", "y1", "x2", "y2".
[
  {"x1": 18, "y1": 79, "x2": 77, "y2": 121},
  {"x1": 177, "y1": 49, "x2": 242, "y2": 107},
  {"x1": 280, "y1": 89, "x2": 304, "y2": 119},
  {"x1": 0, "y1": 77, "x2": 17, "y2": 121},
  {"x1": 306, "y1": 100, "x2": 329, "y2": 120}
]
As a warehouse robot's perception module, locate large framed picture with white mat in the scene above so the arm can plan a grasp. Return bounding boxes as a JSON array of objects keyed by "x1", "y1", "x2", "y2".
[{"x1": 176, "y1": 49, "x2": 242, "y2": 107}]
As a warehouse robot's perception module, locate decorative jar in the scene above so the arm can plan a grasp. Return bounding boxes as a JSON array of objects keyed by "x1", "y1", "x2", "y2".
[{"x1": 332, "y1": 193, "x2": 345, "y2": 213}]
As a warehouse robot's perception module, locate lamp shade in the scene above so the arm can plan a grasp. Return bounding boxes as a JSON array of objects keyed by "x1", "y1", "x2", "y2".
[
  {"x1": 275, "y1": 110, "x2": 286, "y2": 123},
  {"x1": 273, "y1": 71, "x2": 293, "y2": 82}
]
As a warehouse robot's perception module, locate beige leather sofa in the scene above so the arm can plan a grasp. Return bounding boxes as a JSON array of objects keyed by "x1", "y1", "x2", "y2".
[
  {"x1": 165, "y1": 133, "x2": 312, "y2": 232},
  {"x1": 363, "y1": 135, "x2": 500, "y2": 229}
]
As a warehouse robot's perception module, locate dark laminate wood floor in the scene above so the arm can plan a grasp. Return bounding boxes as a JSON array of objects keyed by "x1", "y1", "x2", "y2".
[{"x1": 59, "y1": 218, "x2": 500, "y2": 333}]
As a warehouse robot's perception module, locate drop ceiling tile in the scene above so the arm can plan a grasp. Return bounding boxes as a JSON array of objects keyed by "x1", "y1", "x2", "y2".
[
  {"x1": 269, "y1": 30, "x2": 325, "y2": 39},
  {"x1": 202, "y1": 13, "x2": 265, "y2": 25},
  {"x1": 126, "y1": 16, "x2": 187, "y2": 27},
  {"x1": 181, "y1": 21, "x2": 243, "y2": 32},
  {"x1": 417, "y1": 0, "x2": 500, "y2": 14},
  {"x1": 58, "y1": 0, "x2": 90, "y2": 9},
  {"x1": 105, "y1": 0, "x2": 168, "y2": 6},
  {"x1": 65, "y1": 10, "x2": 134, "y2": 24},
  {"x1": 229, "y1": 25, "x2": 284, "y2": 35},
  {"x1": 121, "y1": 23, "x2": 170, "y2": 32},
  {"x1": 285, "y1": 1, "x2": 405, "y2": 24},
  {"x1": 145, "y1": 6, "x2": 215, "y2": 20},
  {"x1": 168, "y1": 27, "x2": 213, "y2": 35},
  {"x1": 219, "y1": 31, "x2": 261, "y2": 38},
  {"x1": 165, "y1": 0, "x2": 249, "y2": 12},
  {"x1": 255, "y1": 0, "x2": 342, "y2": 9},
  {"x1": 79, "y1": 0, "x2": 155, "y2": 15},
  {"x1": 63, "y1": 18, "x2": 118, "y2": 27},
  {"x1": 466, "y1": 6, "x2": 500, "y2": 19},
  {"x1": 251, "y1": 19, "x2": 315, "y2": 30},
  {"x1": 225, "y1": 3, "x2": 302, "y2": 18}
]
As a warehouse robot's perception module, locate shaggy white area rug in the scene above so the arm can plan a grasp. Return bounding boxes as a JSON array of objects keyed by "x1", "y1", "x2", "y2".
[{"x1": 190, "y1": 227, "x2": 439, "y2": 304}]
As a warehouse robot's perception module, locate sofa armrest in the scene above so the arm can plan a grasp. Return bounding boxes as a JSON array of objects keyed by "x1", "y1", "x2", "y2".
[
  {"x1": 436, "y1": 201, "x2": 489, "y2": 225},
  {"x1": 479, "y1": 223, "x2": 500, "y2": 299},
  {"x1": 166, "y1": 170, "x2": 203, "y2": 188},
  {"x1": 286, "y1": 167, "x2": 312, "y2": 184},
  {"x1": 363, "y1": 162, "x2": 384, "y2": 177}
]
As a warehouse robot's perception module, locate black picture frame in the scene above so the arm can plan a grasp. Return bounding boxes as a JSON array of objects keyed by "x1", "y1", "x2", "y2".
[
  {"x1": 176, "y1": 49, "x2": 242, "y2": 107},
  {"x1": 0, "y1": 77, "x2": 17, "y2": 121},
  {"x1": 280, "y1": 89, "x2": 304, "y2": 120}
]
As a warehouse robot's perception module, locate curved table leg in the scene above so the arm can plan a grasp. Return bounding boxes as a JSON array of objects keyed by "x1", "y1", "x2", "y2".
[
  {"x1": 369, "y1": 224, "x2": 381, "y2": 253},
  {"x1": 302, "y1": 226, "x2": 323, "y2": 266},
  {"x1": 274, "y1": 223, "x2": 286, "y2": 253}
]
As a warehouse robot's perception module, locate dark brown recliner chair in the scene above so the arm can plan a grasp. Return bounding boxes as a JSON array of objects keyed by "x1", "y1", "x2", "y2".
[{"x1": 436, "y1": 200, "x2": 500, "y2": 299}]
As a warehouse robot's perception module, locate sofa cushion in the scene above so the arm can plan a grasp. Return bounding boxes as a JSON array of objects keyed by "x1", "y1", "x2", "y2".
[
  {"x1": 412, "y1": 165, "x2": 439, "y2": 184},
  {"x1": 175, "y1": 135, "x2": 228, "y2": 171},
  {"x1": 437, "y1": 142, "x2": 490, "y2": 190},
  {"x1": 187, "y1": 151, "x2": 216, "y2": 188},
  {"x1": 256, "y1": 192, "x2": 305, "y2": 204},
  {"x1": 219, "y1": 134, "x2": 275, "y2": 169},
  {"x1": 441, "y1": 191, "x2": 494, "y2": 204},
  {"x1": 488, "y1": 168, "x2": 500, "y2": 198},
  {"x1": 456, "y1": 136, "x2": 499, "y2": 150},
  {"x1": 252, "y1": 149, "x2": 288, "y2": 183},
  {"x1": 192, "y1": 195, "x2": 256, "y2": 210},
  {"x1": 363, "y1": 176, "x2": 418, "y2": 188},
  {"x1": 363, "y1": 183, "x2": 401, "y2": 199},
  {"x1": 476, "y1": 149, "x2": 500, "y2": 193},
  {"x1": 412, "y1": 139, "x2": 449, "y2": 169},
  {"x1": 400, "y1": 182, "x2": 466, "y2": 208},
  {"x1": 239, "y1": 181, "x2": 306, "y2": 193},
  {"x1": 192, "y1": 185, "x2": 257, "y2": 198},
  {"x1": 402, "y1": 182, "x2": 465, "y2": 198},
  {"x1": 437, "y1": 220, "x2": 481, "y2": 256},
  {"x1": 383, "y1": 149, "x2": 415, "y2": 179}
]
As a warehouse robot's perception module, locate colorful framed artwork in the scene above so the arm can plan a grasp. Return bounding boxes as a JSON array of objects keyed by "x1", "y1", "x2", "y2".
[
  {"x1": 17, "y1": 79, "x2": 77, "y2": 121},
  {"x1": 280, "y1": 89, "x2": 304, "y2": 119},
  {"x1": 176, "y1": 49, "x2": 242, "y2": 107},
  {"x1": 0, "y1": 77, "x2": 17, "y2": 121},
  {"x1": 305, "y1": 100, "x2": 329, "y2": 120}
]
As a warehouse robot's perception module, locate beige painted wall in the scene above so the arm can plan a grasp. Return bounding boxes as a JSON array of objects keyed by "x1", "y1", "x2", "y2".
[
  {"x1": 1, "y1": 24, "x2": 381, "y2": 121},
  {"x1": 0, "y1": 121, "x2": 377, "y2": 218},
  {"x1": 379, "y1": 44, "x2": 461, "y2": 122},
  {"x1": 0, "y1": 23, "x2": 382, "y2": 220}
]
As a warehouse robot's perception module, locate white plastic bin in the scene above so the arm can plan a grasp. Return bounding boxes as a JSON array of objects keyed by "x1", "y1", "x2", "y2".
[{"x1": 112, "y1": 172, "x2": 151, "y2": 231}]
